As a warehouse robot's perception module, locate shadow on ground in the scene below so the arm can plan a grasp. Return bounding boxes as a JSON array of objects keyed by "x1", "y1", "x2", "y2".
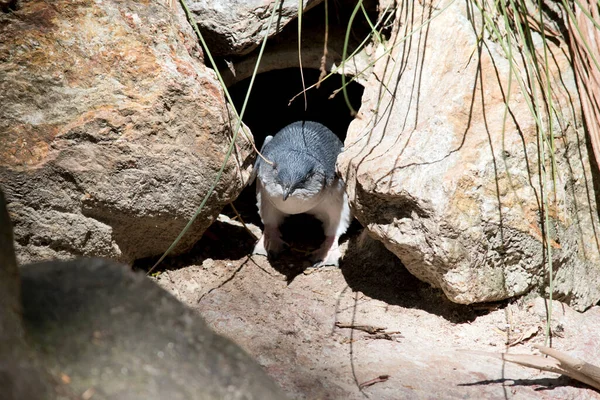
[
  {"x1": 339, "y1": 232, "x2": 482, "y2": 323},
  {"x1": 146, "y1": 207, "x2": 600, "y2": 400},
  {"x1": 133, "y1": 216, "x2": 256, "y2": 273},
  {"x1": 136, "y1": 189, "x2": 498, "y2": 324}
]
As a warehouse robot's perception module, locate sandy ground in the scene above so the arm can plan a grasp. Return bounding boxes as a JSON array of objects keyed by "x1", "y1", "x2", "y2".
[{"x1": 142, "y1": 204, "x2": 600, "y2": 400}]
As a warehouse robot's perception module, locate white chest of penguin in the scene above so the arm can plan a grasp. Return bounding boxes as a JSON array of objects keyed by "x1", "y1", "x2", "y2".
[{"x1": 261, "y1": 183, "x2": 326, "y2": 215}]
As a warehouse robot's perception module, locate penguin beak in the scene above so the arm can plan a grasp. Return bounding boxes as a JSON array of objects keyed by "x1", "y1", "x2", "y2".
[{"x1": 282, "y1": 186, "x2": 291, "y2": 201}]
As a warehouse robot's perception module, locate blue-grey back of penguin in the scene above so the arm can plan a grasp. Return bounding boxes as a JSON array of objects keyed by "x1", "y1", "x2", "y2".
[{"x1": 257, "y1": 121, "x2": 343, "y2": 181}]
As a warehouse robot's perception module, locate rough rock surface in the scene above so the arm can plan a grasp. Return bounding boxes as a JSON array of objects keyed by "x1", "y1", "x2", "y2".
[
  {"x1": 154, "y1": 217, "x2": 600, "y2": 400},
  {"x1": 188, "y1": 0, "x2": 322, "y2": 57},
  {"x1": 218, "y1": 1, "x2": 375, "y2": 87},
  {"x1": 1, "y1": 188, "x2": 283, "y2": 399},
  {"x1": 0, "y1": 0, "x2": 253, "y2": 264},
  {"x1": 0, "y1": 189, "x2": 56, "y2": 400},
  {"x1": 337, "y1": 1, "x2": 600, "y2": 310},
  {"x1": 21, "y1": 258, "x2": 285, "y2": 400},
  {"x1": 216, "y1": 0, "x2": 381, "y2": 88}
]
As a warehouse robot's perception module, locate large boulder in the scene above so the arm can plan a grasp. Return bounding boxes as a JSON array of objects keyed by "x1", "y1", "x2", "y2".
[
  {"x1": 21, "y1": 258, "x2": 285, "y2": 400},
  {"x1": 210, "y1": 0, "x2": 378, "y2": 87},
  {"x1": 0, "y1": 0, "x2": 253, "y2": 264},
  {"x1": 0, "y1": 188, "x2": 284, "y2": 399},
  {"x1": 338, "y1": 1, "x2": 600, "y2": 310}
]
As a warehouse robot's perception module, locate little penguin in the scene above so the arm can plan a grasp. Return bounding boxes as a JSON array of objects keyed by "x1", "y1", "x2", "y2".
[{"x1": 252, "y1": 120, "x2": 351, "y2": 267}]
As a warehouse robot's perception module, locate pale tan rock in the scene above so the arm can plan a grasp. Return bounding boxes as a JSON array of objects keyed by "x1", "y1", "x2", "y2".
[
  {"x1": 0, "y1": 0, "x2": 254, "y2": 263},
  {"x1": 338, "y1": 1, "x2": 600, "y2": 310}
]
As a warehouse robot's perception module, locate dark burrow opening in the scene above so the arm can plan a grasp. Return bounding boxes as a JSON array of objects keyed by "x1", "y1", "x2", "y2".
[
  {"x1": 222, "y1": 68, "x2": 365, "y2": 276},
  {"x1": 230, "y1": 67, "x2": 362, "y2": 149}
]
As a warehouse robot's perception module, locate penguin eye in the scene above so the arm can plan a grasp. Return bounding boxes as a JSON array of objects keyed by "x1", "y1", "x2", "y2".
[{"x1": 272, "y1": 162, "x2": 278, "y2": 172}]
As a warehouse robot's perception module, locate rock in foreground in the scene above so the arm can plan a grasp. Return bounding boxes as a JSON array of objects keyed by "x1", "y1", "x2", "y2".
[{"x1": 21, "y1": 258, "x2": 285, "y2": 400}]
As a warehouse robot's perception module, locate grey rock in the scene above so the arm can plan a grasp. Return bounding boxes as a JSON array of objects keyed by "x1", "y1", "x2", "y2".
[
  {"x1": 1, "y1": 187, "x2": 284, "y2": 399},
  {"x1": 188, "y1": 0, "x2": 322, "y2": 57},
  {"x1": 218, "y1": 0, "x2": 374, "y2": 87},
  {"x1": 21, "y1": 258, "x2": 286, "y2": 400},
  {"x1": 0, "y1": 189, "x2": 57, "y2": 400}
]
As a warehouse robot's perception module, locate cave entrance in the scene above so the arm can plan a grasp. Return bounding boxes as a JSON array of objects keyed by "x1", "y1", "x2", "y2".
[
  {"x1": 229, "y1": 67, "x2": 363, "y2": 149},
  {"x1": 225, "y1": 67, "x2": 364, "y2": 272}
]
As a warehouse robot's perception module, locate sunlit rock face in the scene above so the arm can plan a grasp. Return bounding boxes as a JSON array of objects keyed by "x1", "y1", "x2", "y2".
[
  {"x1": 338, "y1": 1, "x2": 600, "y2": 310},
  {"x1": 0, "y1": 0, "x2": 253, "y2": 263}
]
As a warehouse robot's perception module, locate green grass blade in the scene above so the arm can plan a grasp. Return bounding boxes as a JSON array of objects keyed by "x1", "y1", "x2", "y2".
[
  {"x1": 148, "y1": 0, "x2": 281, "y2": 274},
  {"x1": 298, "y1": 0, "x2": 307, "y2": 111},
  {"x1": 341, "y1": 0, "x2": 363, "y2": 116}
]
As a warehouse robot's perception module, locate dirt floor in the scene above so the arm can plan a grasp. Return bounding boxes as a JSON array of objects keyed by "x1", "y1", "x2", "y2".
[{"x1": 140, "y1": 199, "x2": 600, "y2": 400}]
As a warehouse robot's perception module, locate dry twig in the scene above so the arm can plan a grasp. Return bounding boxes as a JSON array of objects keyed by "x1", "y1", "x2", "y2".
[
  {"x1": 363, "y1": 333, "x2": 404, "y2": 341},
  {"x1": 463, "y1": 345, "x2": 600, "y2": 391},
  {"x1": 335, "y1": 322, "x2": 387, "y2": 334},
  {"x1": 359, "y1": 375, "x2": 390, "y2": 389},
  {"x1": 507, "y1": 326, "x2": 539, "y2": 347}
]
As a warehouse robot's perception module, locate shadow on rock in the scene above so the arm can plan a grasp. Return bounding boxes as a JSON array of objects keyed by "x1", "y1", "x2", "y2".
[
  {"x1": 134, "y1": 206, "x2": 330, "y2": 283},
  {"x1": 340, "y1": 231, "x2": 480, "y2": 323},
  {"x1": 21, "y1": 258, "x2": 285, "y2": 399},
  {"x1": 244, "y1": 214, "x2": 330, "y2": 284},
  {"x1": 134, "y1": 215, "x2": 258, "y2": 273}
]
